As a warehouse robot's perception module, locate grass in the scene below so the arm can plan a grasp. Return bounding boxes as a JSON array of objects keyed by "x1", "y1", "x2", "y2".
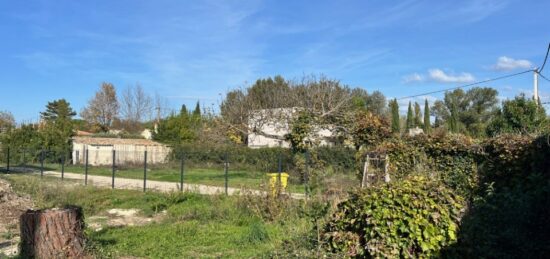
[
  {"x1": 1, "y1": 174, "x2": 317, "y2": 258},
  {"x1": 14, "y1": 161, "x2": 308, "y2": 193}
]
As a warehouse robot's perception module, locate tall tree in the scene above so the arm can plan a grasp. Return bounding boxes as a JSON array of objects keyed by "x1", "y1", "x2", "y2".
[
  {"x1": 40, "y1": 99, "x2": 76, "y2": 156},
  {"x1": 389, "y1": 99, "x2": 400, "y2": 133},
  {"x1": 366, "y1": 90, "x2": 387, "y2": 116},
  {"x1": 431, "y1": 87, "x2": 498, "y2": 136},
  {"x1": 486, "y1": 93, "x2": 548, "y2": 136},
  {"x1": 414, "y1": 102, "x2": 422, "y2": 128},
  {"x1": 192, "y1": 101, "x2": 201, "y2": 118},
  {"x1": 40, "y1": 99, "x2": 76, "y2": 121},
  {"x1": 81, "y1": 82, "x2": 119, "y2": 132},
  {"x1": 220, "y1": 75, "x2": 356, "y2": 143},
  {"x1": 406, "y1": 102, "x2": 414, "y2": 130},
  {"x1": 120, "y1": 83, "x2": 152, "y2": 122},
  {"x1": 423, "y1": 99, "x2": 431, "y2": 134}
]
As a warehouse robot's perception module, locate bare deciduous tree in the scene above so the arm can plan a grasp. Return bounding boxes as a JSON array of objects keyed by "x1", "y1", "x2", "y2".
[
  {"x1": 120, "y1": 83, "x2": 153, "y2": 123},
  {"x1": 81, "y1": 82, "x2": 119, "y2": 132},
  {"x1": 219, "y1": 75, "x2": 361, "y2": 143}
]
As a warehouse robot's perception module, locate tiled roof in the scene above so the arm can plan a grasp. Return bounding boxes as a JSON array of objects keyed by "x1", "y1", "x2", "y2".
[{"x1": 72, "y1": 136, "x2": 166, "y2": 146}]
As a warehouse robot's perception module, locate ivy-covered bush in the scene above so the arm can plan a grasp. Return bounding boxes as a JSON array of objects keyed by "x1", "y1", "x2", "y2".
[
  {"x1": 478, "y1": 134, "x2": 550, "y2": 187},
  {"x1": 358, "y1": 133, "x2": 478, "y2": 197},
  {"x1": 323, "y1": 176, "x2": 464, "y2": 258}
]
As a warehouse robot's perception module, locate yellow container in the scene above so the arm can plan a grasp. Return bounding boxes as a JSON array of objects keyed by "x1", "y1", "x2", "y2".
[{"x1": 266, "y1": 173, "x2": 289, "y2": 195}]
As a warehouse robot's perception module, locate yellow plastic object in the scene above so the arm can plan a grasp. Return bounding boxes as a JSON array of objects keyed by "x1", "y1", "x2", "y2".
[{"x1": 266, "y1": 173, "x2": 289, "y2": 195}]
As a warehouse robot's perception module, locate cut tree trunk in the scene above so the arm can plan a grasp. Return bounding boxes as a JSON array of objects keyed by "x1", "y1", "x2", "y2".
[{"x1": 20, "y1": 206, "x2": 87, "y2": 258}]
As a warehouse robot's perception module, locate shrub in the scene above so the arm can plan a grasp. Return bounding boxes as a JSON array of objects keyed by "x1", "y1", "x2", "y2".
[
  {"x1": 359, "y1": 133, "x2": 478, "y2": 198},
  {"x1": 323, "y1": 176, "x2": 465, "y2": 258}
]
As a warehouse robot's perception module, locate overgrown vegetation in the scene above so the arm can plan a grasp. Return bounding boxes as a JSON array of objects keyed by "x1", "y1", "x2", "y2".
[
  {"x1": 324, "y1": 176, "x2": 464, "y2": 258},
  {"x1": 2, "y1": 175, "x2": 316, "y2": 258}
]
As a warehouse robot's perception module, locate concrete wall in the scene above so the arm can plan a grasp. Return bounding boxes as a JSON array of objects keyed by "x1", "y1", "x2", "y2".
[{"x1": 72, "y1": 143, "x2": 171, "y2": 166}]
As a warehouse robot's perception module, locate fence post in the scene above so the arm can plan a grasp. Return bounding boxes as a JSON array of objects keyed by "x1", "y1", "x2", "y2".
[
  {"x1": 40, "y1": 149, "x2": 44, "y2": 178},
  {"x1": 112, "y1": 150, "x2": 116, "y2": 189},
  {"x1": 22, "y1": 149, "x2": 26, "y2": 168},
  {"x1": 304, "y1": 151, "x2": 309, "y2": 197},
  {"x1": 224, "y1": 153, "x2": 228, "y2": 195},
  {"x1": 278, "y1": 152, "x2": 282, "y2": 195},
  {"x1": 180, "y1": 153, "x2": 184, "y2": 192},
  {"x1": 85, "y1": 149, "x2": 89, "y2": 186},
  {"x1": 143, "y1": 150, "x2": 147, "y2": 192},
  {"x1": 6, "y1": 147, "x2": 9, "y2": 173},
  {"x1": 61, "y1": 156, "x2": 65, "y2": 181}
]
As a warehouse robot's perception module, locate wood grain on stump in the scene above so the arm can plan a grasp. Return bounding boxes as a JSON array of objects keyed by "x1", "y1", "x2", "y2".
[{"x1": 20, "y1": 206, "x2": 86, "y2": 258}]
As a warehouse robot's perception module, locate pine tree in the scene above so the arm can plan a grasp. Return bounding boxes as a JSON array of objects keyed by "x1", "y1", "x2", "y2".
[
  {"x1": 390, "y1": 99, "x2": 400, "y2": 133},
  {"x1": 406, "y1": 101, "x2": 414, "y2": 130},
  {"x1": 423, "y1": 99, "x2": 431, "y2": 134},
  {"x1": 414, "y1": 102, "x2": 422, "y2": 128}
]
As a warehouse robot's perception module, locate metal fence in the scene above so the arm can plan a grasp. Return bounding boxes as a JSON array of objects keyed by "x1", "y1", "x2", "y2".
[{"x1": 0, "y1": 146, "x2": 360, "y2": 197}]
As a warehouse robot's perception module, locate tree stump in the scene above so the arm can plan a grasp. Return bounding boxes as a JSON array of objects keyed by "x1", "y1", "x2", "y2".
[{"x1": 20, "y1": 206, "x2": 86, "y2": 258}]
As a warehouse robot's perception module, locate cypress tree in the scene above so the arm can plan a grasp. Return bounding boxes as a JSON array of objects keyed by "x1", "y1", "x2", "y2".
[
  {"x1": 192, "y1": 101, "x2": 201, "y2": 117},
  {"x1": 390, "y1": 99, "x2": 400, "y2": 133},
  {"x1": 180, "y1": 104, "x2": 188, "y2": 116},
  {"x1": 406, "y1": 101, "x2": 414, "y2": 130},
  {"x1": 448, "y1": 102, "x2": 459, "y2": 133},
  {"x1": 423, "y1": 99, "x2": 431, "y2": 134}
]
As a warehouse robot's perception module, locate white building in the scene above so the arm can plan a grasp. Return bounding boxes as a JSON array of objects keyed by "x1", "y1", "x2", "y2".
[
  {"x1": 72, "y1": 137, "x2": 170, "y2": 166},
  {"x1": 247, "y1": 108, "x2": 337, "y2": 148}
]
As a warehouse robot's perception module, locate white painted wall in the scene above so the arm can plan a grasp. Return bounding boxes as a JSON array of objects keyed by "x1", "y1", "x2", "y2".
[{"x1": 72, "y1": 143, "x2": 171, "y2": 166}]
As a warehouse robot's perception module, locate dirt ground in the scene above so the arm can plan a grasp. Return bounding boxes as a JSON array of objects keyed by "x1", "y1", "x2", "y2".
[{"x1": 0, "y1": 178, "x2": 34, "y2": 257}]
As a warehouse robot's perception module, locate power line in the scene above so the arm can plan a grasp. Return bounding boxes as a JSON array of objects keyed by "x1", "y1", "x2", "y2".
[
  {"x1": 539, "y1": 73, "x2": 550, "y2": 83},
  {"x1": 539, "y1": 43, "x2": 550, "y2": 74},
  {"x1": 397, "y1": 69, "x2": 533, "y2": 100}
]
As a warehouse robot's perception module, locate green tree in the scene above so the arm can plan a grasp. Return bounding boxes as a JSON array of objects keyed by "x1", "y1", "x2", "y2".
[
  {"x1": 423, "y1": 99, "x2": 431, "y2": 134},
  {"x1": 406, "y1": 102, "x2": 414, "y2": 130},
  {"x1": 192, "y1": 101, "x2": 201, "y2": 118},
  {"x1": 40, "y1": 99, "x2": 76, "y2": 158},
  {"x1": 486, "y1": 94, "x2": 548, "y2": 136},
  {"x1": 366, "y1": 90, "x2": 387, "y2": 116},
  {"x1": 153, "y1": 104, "x2": 198, "y2": 144},
  {"x1": 390, "y1": 99, "x2": 400, "y2": 133},
  {"x1": 432, "y1": 87, "x2": 498, "y2": 136},
  {"x1": 0, "y1": 110, "x2": 15, "y2": 133},
  {"x1": 0, "y1": 124, "x2": 43, "y2": 159}
]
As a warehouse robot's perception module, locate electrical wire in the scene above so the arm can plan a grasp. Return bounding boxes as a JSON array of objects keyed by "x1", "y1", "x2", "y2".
[
  {"x1": 539, "y1": 73, "x2": 550, "y2": 83},
  {"x1": 539, "y1": 43, "x2": 550, "y2": 73},
  {"x1": 397, "y1": 69, "x2": 534, "y2": 100}
]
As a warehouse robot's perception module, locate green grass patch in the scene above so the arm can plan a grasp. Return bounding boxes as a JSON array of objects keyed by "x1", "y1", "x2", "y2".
[
  {"x1": 1, "y1": 174, "x2": 315, "y2": 258},
  {"x1": 28, "y1": 162, "x2": 306, "y2": 193}
]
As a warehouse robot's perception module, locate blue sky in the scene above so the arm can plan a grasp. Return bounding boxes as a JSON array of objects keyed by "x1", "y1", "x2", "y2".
[{"x1": 1, "y1": 0, "x2": 549, "y2": 122}]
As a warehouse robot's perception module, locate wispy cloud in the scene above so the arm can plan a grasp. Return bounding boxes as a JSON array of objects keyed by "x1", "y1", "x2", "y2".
[
  {"x1": 403, "y1": 69, "x2": 475, "y2": 84},
  {"x1": 428, "y1": 69, "x2": 475, "y2": 83},
  {"x1": 492, "y1": 56, "x2": 533, "y2": 71},
  {"x1": 403, "y1": 73, "x2": 423, "y2": 83}
]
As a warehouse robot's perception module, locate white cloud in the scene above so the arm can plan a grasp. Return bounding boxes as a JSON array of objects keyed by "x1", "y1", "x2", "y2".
[
  {"x1": 428, "y1": 69, "x2": 475, "y2": 83},
  {"x1": 493, "y1": 56, "x2": 533, "y2": 71},
  {"x1": 403, "y1": 73, "x2": 424, "y2": 83},
  {"x1": 404, "y1": 69, "x2": 475, "y2": 84}
]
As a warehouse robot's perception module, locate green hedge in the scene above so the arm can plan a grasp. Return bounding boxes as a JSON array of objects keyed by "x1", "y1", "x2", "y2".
[
  {"x1": 171, "y1": 144, "x2": 357, "y2": 175},
  {"x1": 323, "y1": 176, "x2": 464, "y2": 258}
]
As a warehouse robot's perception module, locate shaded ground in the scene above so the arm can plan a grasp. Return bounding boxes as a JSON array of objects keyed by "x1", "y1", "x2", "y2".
[{"x1": 0, "y1": 178, "x2": 34, "y2": 257}]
